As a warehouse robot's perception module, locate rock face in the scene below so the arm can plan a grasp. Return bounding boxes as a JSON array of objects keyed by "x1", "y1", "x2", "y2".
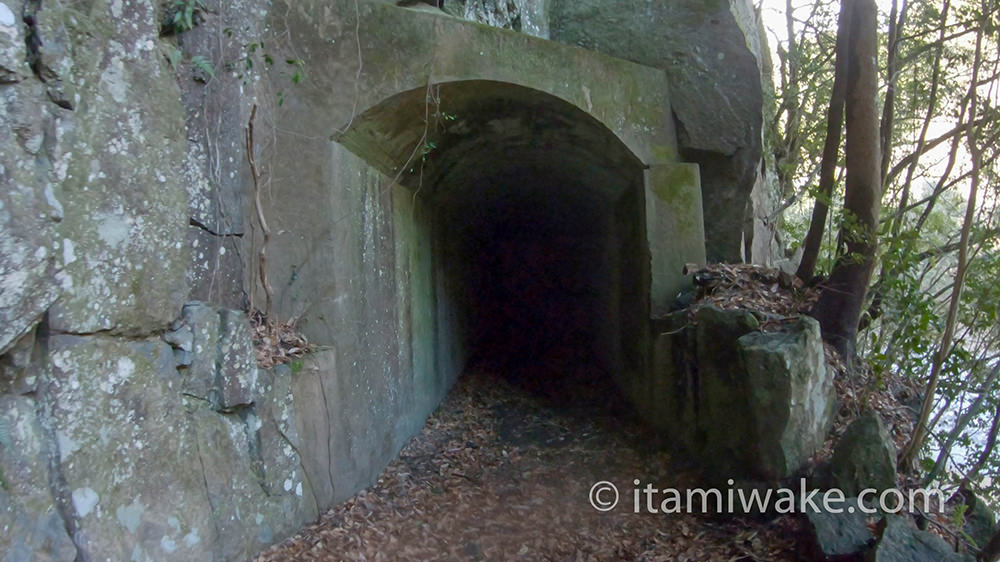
[
  {"x1": 0, "y1": 64, "x2": 62, "y2": 355},
  {"x1": 166, "y1": 303, "x2": 259, "y2": 412},
  {"x1": 546, "y1": 0, "x2": 770, "y2": 262},
  {"x1": 962, "y1": 491, "x2": 999, "y2": 550},
  {"x1": 0, "y1": 0, "x2": 314, "y2": 559},
  {"x1": 831, "y1": 413, "x2": 898, "y2": 497},
  {"x1": 43, "y1": 336, "x2": 219, "y2": 561},
  {"x1": 0, "y1": 396, "x2": 77, "y2": 561},
  {"x1": 442, "y1": 0, "x2": 550, "y2": 37},
  {"x1": 30, "y1": 333, "x2": 315, "y2": 561},
  {"x1": 638, "y1": 306, "x2": 835, "y2": 480}
]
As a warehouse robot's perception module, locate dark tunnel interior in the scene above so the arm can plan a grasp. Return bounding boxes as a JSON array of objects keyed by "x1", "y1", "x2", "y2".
[
  {"x1": 339, "y1": 81, "x2": 649, "y2": 405},
  {"x1": 438, "y1": 162, "x2": 623, "y2": 394}
]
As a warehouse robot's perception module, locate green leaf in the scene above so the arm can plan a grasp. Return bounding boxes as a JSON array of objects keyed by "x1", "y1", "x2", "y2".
[
  {"x1": 166, "y1": 47, "x2": 183, "y2": 72},
  {"x1": 190, "y1": 55, "x2": 215, "y2": 79}
]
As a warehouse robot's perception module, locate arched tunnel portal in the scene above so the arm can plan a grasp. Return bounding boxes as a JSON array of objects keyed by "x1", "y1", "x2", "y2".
[{"x1": 337, "y1": 80, "x2": 661, "y2": 401}]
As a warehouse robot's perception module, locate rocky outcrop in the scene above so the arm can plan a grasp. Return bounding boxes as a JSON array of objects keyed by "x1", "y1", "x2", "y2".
[
  {"x1": 738, "y1": 316, "x2": 835, "y2": 479},
  {"x1": 867, "y1": 516, "x2": 973, "y2": 562},
  {"x1": 442, "y1": 0, "x2": 549, "y2": 37},
  {"x1": 640, "y1": 306, "x2": 835, "y2": 480},
  {"x1": 961, "y1": 491, "x2": 998, "y2": 551},
  {"x1": 806, "y1": 496, "x2": 873, "y2": 560},
  {"x1": 0, "y1": 395, "x2": 77, "y2": 561},
  {"x1": 0, "y1": 0, "x2": 63, "y2": 354},
  {"x1": 831, "y1": 412, "x2": 898, "y2": 497},
  {"x1": 546, "y1": 0, "x2": 770, "y2": 262},
  {"x1": 0, "y1": 1, "x2": 313, "y2": 559}
]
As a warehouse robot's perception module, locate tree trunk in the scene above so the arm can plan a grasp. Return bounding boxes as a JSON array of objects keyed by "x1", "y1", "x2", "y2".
[
  {"x1": 879, "y1": 0, "x2": 906, "y2": 185},
  {"x1": 795, "y1": 0, "x2": 853, "y2": 282},
  {"x1": 809, "y1": 0, "x2": 882, "y2": 364}
]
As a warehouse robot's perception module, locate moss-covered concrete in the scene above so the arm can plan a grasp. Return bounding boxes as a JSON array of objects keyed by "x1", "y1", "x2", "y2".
[
  {"x1": 252, "y1": 0, "x2": 703, "y2": 508},
  {"x1": 257, "y1": 1, "x2": 705, "y2": 522},
  {"x1": 646, "y1": 163, "x2": 706, "y2": 317}
]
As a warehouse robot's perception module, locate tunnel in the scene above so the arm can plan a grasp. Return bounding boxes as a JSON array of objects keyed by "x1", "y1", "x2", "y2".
[{"x1": 337, "y1": 80, "x2": 649, "y2": 403}]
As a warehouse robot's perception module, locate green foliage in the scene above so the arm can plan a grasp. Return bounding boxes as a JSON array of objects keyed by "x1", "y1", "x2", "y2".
[
  {"x1": 226, "y1": 42, "x2": 305, "y2": 95},
  {"x1": 161, "y1": 0, "x2": 207, "y2": 35},
  {"x1": 421, "y1": 140, "x2": 437, "y2": 158},
  {"x1": 166, "y1": 46, "x2": 183, "y2": 72},
  {"x1": 953, "y1": 502, "x2": 970, "y2": 527},
  {"x1": 287, "y1": 59, "x2": 305, "y2": 85},
  {"x1": 190, "y1": 55, "x2": 215, "y2": 81},
  {"x1": 768, "y1": 0, "x2": 1000, "y2": 502}
]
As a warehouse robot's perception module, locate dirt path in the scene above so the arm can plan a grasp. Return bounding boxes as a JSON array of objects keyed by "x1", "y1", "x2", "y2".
[{"x1": 253, "y1": 369, "x2": 805, "y2": 561}]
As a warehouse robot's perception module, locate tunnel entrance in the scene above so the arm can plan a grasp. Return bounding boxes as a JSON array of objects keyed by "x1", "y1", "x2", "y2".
[{"x1": 338, "y1": 80, "x2": 648, "y2": 405}]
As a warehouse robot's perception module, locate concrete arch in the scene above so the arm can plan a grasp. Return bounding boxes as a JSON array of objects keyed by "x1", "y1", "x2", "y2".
[
  {"x1": 336, "y1": 79, "x2": 651, "y2": 389},
  {"x1": 278, "y1": 0, "x2": 677, "y2": 165},
  {"x1": 259, "y1": 2, "x2": 708, "y2": 506}
]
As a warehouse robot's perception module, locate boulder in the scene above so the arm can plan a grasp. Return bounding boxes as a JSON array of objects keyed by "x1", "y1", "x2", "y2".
[
  {"x1": 737, "y1": 316, "x2": 835, "y2": 479},
  {"x1": 961, "y1": 490, "x2": 998, "y2": 549},
  {"x1": 866, "y1": 516, "x2": 972, "y2": 562},
  {"x1": 656, "y1": 307, "x2": 838, "y2": 480},
  {"x1": 831, "y1": 413, "x2": 898, "y2": 497},
  {"x1": 806, "y1": 496, "x2": 873, "y2": 560}
]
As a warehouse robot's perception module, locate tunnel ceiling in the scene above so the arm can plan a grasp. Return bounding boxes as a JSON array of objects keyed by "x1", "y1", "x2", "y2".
[{"x1": 335, "y1": 80, "x2": 647, "y2": 214}]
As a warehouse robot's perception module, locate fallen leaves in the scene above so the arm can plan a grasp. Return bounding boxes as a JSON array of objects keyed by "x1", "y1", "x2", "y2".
[
  {"x1": 253, "y1": 372, "x2": 806, "y2": 562},
  {"x1": 250, "y1": 309, "x2": 313, "y2": 368},
  {"x1": 684, "y1": 263, "x2": 818, "y2": 328}
]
